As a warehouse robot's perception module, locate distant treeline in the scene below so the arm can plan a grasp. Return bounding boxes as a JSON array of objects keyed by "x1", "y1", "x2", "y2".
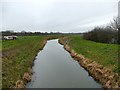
[
  {"x1": 1, "y1": 31, "x2": 63, "y2": 36},
  {"x1": 83, "y1": 27, "x2": 119, "y2": 44},
  {"x1": 1, "y1": 30, "x2": 82, "y2": 37},
  {"x1": 83, "y1": 17, "x2": 120, "y2": 44}
]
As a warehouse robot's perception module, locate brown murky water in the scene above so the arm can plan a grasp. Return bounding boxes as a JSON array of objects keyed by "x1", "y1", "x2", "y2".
[{"x1": 26, "y1": 39, "x2": 102, "y2": 88}]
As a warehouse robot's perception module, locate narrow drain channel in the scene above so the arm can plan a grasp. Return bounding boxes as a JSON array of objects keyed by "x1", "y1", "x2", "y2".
[{"x1": 26, "y1": 39, "x2": 102, "y2": 88}]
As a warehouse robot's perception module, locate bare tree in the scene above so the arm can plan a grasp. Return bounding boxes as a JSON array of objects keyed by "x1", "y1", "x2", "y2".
[
  {"x1": 110, "y1": 17, "x2": 119, "y2": 30},
  {"x1": 118, "y1": 1, "x2": 120, "y2": 29}
]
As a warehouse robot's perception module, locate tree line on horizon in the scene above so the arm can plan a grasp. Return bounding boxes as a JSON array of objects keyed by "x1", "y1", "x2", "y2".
[
  {"x1": 1, "y1": 17, "x2": 120, "y2": 44},
  {"x1": 83, "y1": 17, "x2": 120, "y2": 44},
  {"x1": 1, "y1": 30, "x2": 82, "y2": 38}
]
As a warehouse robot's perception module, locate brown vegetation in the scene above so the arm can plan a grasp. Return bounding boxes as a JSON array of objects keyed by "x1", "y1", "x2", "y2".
[
  {"x1": 59, "y1": 38, "x2": 120, "y2": 88},
  {"x1": 14, "y1": 40, "x2": 47, "y2": 88}
]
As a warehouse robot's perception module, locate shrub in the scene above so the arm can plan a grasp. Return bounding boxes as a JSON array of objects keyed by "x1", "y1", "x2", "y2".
[{"x1": 83, "y1": 27, "x2": 118, "y2": 44}]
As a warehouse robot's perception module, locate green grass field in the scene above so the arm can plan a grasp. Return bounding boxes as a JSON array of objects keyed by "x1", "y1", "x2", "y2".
[
  {"x1": 62, "y1": 35, "x2": 119, "y2": 74},
  {"x1": 2, "y1": 36, "x2": 47, "y2": 88},
  {"x1": 2, "y1": 35, "x2": 65, "y2": 88},
  {"x1": 2, "y1": 35, "x2": 119, "y2": 88}
]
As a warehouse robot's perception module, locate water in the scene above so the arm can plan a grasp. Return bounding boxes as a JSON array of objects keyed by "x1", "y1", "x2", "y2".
[{"x1": 26, "y1": 39, "x2": 102, "y2": 88}]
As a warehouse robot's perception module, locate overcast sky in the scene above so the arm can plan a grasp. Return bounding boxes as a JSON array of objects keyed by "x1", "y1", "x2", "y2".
[{"x1": 0, "y1": 0, "x2": 119, "y2": 33}]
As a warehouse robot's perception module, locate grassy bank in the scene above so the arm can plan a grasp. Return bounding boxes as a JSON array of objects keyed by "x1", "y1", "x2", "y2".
[
  {"x1": 2, "y1": 36, "x2": 47, "y2": 88},
  {"x1": 61, "y1": 35, "x2": 119, "y2": 74},
  {"x1": 2, "y1": 34, "x2": 119, "y2": 88}
]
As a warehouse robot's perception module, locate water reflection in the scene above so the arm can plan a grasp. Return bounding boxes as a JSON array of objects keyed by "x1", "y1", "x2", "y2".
[{"x1": 26, "y1": 39, "x2": 102, "y2": 88}]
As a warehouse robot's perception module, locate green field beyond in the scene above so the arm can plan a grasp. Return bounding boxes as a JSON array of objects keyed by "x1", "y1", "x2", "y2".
[
  {"x1": 2, "y1": 36, "x2": 46, "y2": 88},
  {"x1": 62, "y1": 35, "x2": 119, "y2": 74},
  {"x1": 2, "y1": 35, "x2": 119, "y2": 88}
]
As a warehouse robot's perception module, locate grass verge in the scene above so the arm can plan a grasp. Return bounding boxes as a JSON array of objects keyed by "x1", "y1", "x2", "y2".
[
  {"x1": 61, "y1": 35, "x2": 119, "y2": 74},
  {"x1": 2, "y1": 36, "x2": 47, "y2": 88}
]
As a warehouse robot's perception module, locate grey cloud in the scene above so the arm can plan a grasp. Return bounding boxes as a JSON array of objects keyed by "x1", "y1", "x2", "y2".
[{"x1": 1, "y1": 0, "x2": 118, "y2": 32}]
